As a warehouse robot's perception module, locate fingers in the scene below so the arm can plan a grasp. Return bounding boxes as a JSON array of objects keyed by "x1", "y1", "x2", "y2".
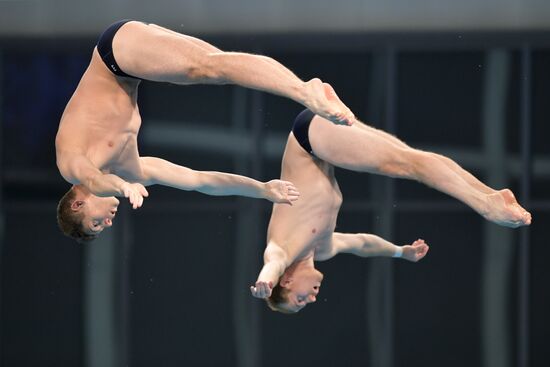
[
  {"x1": 124, "y1": 184, "x2": 146, "y2": 209},
  {"x1": 139, "y1": 184, "x2": 149, "y2": 197},
  {"x1": 137, "y1": 191, "x2": 143, "y2": 208},
  {"x1": 417, "y1": 244, "x2": 429, "y2": 255},
  {"x1": 286, "y1": 183, "x2": 300, "y2": 197},
  {"x1": 130, "y1": 191, "x2": 140, "y2": 209},
  {"x1": 415, "y1": 242, "x2": 429, "y2": 260},
  {"x1": 250, "y1": 281, "x2": 272, "y2": 298},
  {"x1": 287, "y1": 193, "x2": 300, "y2": 202},
  {"x1": 286, "y1": 182, "x2": 300, "y2": 203},
  {"x1": 402, "y1": 239, "x2": 430, "y2": 262},
  {"x1": 250, "y1": 285, "x2": 265, "y2": 298},
  {"x1": 272, "y1": 180, "x2": 300, "y2": 205}
]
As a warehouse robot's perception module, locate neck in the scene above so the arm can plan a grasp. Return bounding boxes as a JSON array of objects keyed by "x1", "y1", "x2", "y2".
[
  {"x1": 72, "y1": 184, "x2": 92, "y2": 199},
  {"x1": 286, "y1": 255, "x2": 316, "y2": 274}
]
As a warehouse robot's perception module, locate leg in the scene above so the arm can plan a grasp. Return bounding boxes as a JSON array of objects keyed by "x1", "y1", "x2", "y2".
[
  {"x1": 353, "y1": 120, "x2": 496, "y2": 195},
  {"x1": 111, "y1": 22, "x2": 353, "y2": 124},
  {"x1": 149, "y1": 24, "x2": 297, "y2": 81},
  {"x1": 308, "y1": 116, "x2": 531, "y2": 228}
]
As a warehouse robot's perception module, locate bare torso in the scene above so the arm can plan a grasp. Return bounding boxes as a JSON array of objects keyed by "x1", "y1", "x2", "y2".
[
  {"x1": 267, "y1": 132, "x2": 342, "y2": 263},
  {"x1": 55, "y1": 47, "x2": 143, "y2": 183}
]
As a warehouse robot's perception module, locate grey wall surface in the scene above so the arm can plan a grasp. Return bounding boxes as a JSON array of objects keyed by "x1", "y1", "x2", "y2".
[{"x1": 1, "y1": 0, "x2": 550, "y2": 36}]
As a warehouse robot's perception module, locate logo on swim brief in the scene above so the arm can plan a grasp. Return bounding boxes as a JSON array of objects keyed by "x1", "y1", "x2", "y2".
[{"x1": 110, "y1": 64, "x2": 118, "y2": 72}]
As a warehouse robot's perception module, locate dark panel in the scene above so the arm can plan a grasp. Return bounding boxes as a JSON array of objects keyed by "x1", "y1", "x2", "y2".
[
  {"x1": 530, "y1": 211, "x2": 550, "y2": 367},
  {"x1": 129, "y1": 210, "x2": 237, "y2": 367},
  {"x1": 1, "y1": 50, "x2": 88, "y2": 170},
  {"x1": 334, "y1": 167, "x2": 374, "y2": 201},
  {"x1": 394, "y1": 211, "x2": 483, "y2": 367},
  {"x1": 532, "y1": 50, "x2": 550, "y2": 155},
  {"x1": 505, "y1": 50, "x2": 521, "y2": 155},
  {"x1": 397, "y1": 51, "x2": 484, "y2": 149},
  {"x1": 139, "y1": 83, "x2": 235, "y2": 127},
  {"x1": 531, "y1": 178, "x2": 550, "y2": 201},
  {"x1": 1, "y1": 208, "x2": 83, "y2": 367}
]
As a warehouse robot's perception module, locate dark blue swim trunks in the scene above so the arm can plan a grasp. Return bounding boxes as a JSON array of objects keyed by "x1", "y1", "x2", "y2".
[
  {"x1": 96, "y1": 19, "x2": 141, "y2": 80},
  {"x1": 292, "y1": 109, "x2": 316, "y2": 156}
]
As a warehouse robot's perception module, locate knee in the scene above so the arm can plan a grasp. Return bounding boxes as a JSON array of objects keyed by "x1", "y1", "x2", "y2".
[
  {"x1": 188, "y1": 53, "x2": 225, "y2": 83},
  {"x1": 377, "y1": 148, "x2": 420, "y2": 178}
]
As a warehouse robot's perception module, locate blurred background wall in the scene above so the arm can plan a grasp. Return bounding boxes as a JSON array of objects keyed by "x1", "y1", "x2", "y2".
[
  {"x1": 2, "y1": 0, "x2": 550, "y2": 35},
  {"x1": 0, "y1": 1, "x2": 549, "y2": 367}
]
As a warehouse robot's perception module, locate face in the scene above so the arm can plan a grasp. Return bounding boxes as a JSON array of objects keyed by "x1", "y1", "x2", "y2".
[
  {"x1": 282, "y1": 268, "x2": 324, "y2": 312},
  {"x1": 80, "y1": 196, "x2": 120, "y2": 236}
]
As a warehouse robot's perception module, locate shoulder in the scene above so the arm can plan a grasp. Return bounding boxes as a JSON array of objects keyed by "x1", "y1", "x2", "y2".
[
  {"x1": 313, "y1": 240, "x2": 336, "y2": 261},
  {"x1": 56, "y1": 152, "x2": 103, "y2": 185},
  {"x1": 313, "y1": 233, "x2": 355, "y2": 261},
  {"x1": 263, "y1": 241, "x2": 290, "y2": 265},
  {"x1": 56, "y1": 150, "x2": 81, "y2": 184}
]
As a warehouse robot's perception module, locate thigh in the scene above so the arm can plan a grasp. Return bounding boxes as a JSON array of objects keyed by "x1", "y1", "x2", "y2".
[
  {"x1": 112, "y1": 21, "x2": 217, "y2": 83},
  {"x1": 147, "y1": 23, "x2": 222, "y2": 53},
  {"x1": 308, "y1": 116, "x2": 411, "y2": 174},
  {"x1": 354, "y1": 120, "x2": 411, "y2": 149}
]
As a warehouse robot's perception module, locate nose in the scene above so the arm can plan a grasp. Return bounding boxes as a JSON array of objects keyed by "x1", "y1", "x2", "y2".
[
  {"x1": 308, "y1": 295, "x2": 317, "y2": 303},
  {"x1": 104, "y1": 218, "x2": 113, "y2": 227}
]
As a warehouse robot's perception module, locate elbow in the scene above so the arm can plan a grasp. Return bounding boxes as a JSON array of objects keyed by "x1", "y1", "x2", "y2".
[
  {"x1": 82, "y1": 175, "x2": 99, "y2": 193},
  {"x1": 358, "y1": 233, "x2": 379, "y2": 256}
]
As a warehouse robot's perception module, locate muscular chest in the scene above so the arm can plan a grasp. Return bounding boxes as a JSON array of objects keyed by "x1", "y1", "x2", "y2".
[{"x1": 91, "y1": 133, "x2": 141, "y2": 177}]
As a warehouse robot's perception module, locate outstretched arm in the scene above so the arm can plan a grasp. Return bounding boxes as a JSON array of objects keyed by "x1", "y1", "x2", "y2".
[
  {"x1": 250, "y1": 242, "x2": 289, "y2": 299},
  {"x1": 58, "y1": 154, "x2": 148, "y2": 209},
  {"x1": 316, "y1": 232, "x2": 429, "y2": 262},
  {"x1": 140, "y1": 157, "x2": 299, "y2": 204}
]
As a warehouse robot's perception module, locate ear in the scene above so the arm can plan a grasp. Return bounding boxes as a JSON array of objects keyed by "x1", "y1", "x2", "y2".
[
  {"x1": 71, "y1": 200, "x2": 85, "y2": 211},
  {"x1": 279, "y1": 273, "x2": 292, "y2": 288}
]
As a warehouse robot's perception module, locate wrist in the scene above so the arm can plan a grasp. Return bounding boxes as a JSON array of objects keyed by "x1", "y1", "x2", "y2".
[
  {"x1": 117, "y1": 181, "x2": 128, "y2": 196},
  {"x1": 117, "y1": 179, "x2": 133, "y2": 197},
  {"x1": 261, "y1": 182, "x2": 270, "y2": 200},
  {"x1": 392, "y1": 246, "x2": 403, "y2": 258},
  {"x1": 296, "y1": 81, "x2": 309, "y2": 105}
]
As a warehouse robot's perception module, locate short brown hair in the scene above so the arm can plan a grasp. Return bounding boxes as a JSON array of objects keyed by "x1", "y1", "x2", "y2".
[
  {"x1": 57, "y1": 188, "x2": 97, "y2": 243},
  {"x1": 266, "y1": 283, "x2": 295, "y2": 314}
]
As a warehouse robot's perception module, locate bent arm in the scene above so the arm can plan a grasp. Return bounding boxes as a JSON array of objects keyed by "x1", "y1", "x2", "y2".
[
  {"x1": 140, "y1": 156, "x2": 297, "y2": 202},
  {"x1": 59, "y1": 155, "x2": 127, "y2": 196},
  {"x1": 258, "y1": 242, "x2": 289, "y2": 281},
  {"x1": 251, "y1": 242, "x2": 289, "y2": 298}
]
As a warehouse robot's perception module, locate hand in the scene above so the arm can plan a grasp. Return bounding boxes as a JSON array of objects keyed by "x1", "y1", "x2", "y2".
[
  {"x1": 303, "y1": 78, "x2": 355, "y2": 126},
  {"x1": 265, "y1": 180, "x2": 300, "y2": 205},
  {"x1": 401, "y1": 239, "x2": 430, "y2": 262},
  {"x1": 121, "y1": 182, "x2": 149, "y2": 209},
  {"x1": 250, "y1": 281, "x2": 273, "y2": 299}
]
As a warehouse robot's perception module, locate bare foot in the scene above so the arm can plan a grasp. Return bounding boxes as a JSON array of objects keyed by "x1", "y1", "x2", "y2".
[
  {"x1": 483, "y1": 189, "x2": 532, "y2": 228},
  {"x1": 302, "y1": 78, "x2": 355, "y2": 125}
]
